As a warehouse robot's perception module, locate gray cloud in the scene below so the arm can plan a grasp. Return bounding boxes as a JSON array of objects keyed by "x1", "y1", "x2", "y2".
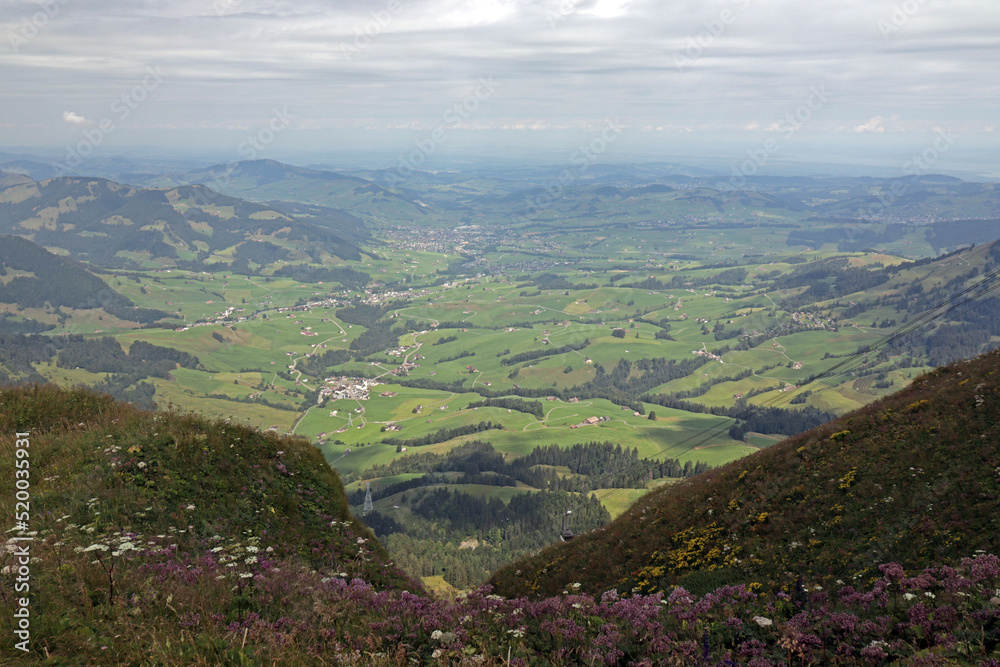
[{"x1": 1, "y1": 0, "x2": 998, "y2": 170}]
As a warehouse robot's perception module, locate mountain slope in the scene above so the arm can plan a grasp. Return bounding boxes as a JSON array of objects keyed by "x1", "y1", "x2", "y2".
[
  {"x1": 0, "y1": 177, "x2": 368, "y2": 267},
  {"x1": 0, "y1": 170, "x2": 34, "y2": 188},
  {"x1": 492, "y1": 347, "x2": 1000, "y2": 599},
  {"x1": 0, "y1": 384, "x2": 417, "y2": 662},
  {"x1": 0, "y1": 235, "x2": 168, "y2": 325},
  {"x1": 138, "y1": 159, "x2": 446, "y2": 225}
]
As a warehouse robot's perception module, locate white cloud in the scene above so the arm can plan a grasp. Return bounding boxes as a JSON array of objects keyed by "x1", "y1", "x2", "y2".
[
  {"x1": 579, "y1": 0, "x2": 633, "y2": 19},
  {"x1": 851, "y1": 116, "x2": 885, "y2": 133},
  {"x1": 62, "y1": 111, "x2": 91, "y2": 126}
]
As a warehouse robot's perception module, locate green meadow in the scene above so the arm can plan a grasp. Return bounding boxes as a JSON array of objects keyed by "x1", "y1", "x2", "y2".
[{"x1": 12, "y1": 225, "x2": 958, "y2": 527}]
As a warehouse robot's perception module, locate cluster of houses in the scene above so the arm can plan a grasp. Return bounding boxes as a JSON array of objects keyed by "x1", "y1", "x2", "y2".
[
  {"x1": 790, "y1": 311, "x2": 836, "y2": 330},
  {"x1": 318, "y1": 376, "x2": 378, "y2": 403}
]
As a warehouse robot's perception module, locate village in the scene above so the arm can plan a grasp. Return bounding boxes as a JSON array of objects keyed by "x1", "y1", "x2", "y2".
[{"x1": 317, "y1": 376, "x2": 379, "y2": 403}]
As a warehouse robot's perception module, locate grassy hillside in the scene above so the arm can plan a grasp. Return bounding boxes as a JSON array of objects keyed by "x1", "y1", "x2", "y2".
[
  {"x1": 0, "y1": 384, "x2": 417, "y2": 664},
  {"x1": 3, "y1": 385, "x2": 1000, "y2": 664},
  {"x1": 0, "y1": 177, "x2": 367, "y2": 267},
  {"x1": 492, "y1": 347, "x2": 1000, "y2": 600}
]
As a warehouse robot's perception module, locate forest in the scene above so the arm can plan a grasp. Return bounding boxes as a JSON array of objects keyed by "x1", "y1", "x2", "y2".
[{"x1": 350, "y1": 439, "x2": 709, "y2": 587}]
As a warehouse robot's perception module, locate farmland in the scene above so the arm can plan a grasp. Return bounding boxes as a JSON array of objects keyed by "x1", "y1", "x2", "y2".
[{"x1": 4, "y1": 167, "x2": 1000, "y2": 588}]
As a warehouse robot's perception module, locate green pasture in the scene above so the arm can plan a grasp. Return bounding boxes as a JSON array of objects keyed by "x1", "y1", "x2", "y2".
[{"x1": 149, "y1": 378, "x2": 298, "y2": 431}]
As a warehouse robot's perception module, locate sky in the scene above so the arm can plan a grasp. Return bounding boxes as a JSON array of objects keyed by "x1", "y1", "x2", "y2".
[{"x1": 1, "y1": 0, "x2": 999, "y2": 175}]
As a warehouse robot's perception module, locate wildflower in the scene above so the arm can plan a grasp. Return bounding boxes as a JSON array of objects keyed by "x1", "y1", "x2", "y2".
[
  {"x1": 431, "y1": 630, "x2": 443, "y2": 640},
  {"x1": 137, "y1": 462, "x2": 147, "y2": 469},
  {"x1": 752, "y1": 616, "x2": 773, "y2": 627},
  {"x1": 903, "y1": 593, "x2": 917, "y2": 601},
  {"x1": 84, "y1": 544, "x2": 110, "y2": 552},
  {"x1": 924, "y1": 592, "x2": 935, "y2": 599},
  {"x1": 185, "y1": 505, "x2": 195, "y2": 511},
  {"x1": 572, "y1": 582, "x2": 581, "y2": 589}
]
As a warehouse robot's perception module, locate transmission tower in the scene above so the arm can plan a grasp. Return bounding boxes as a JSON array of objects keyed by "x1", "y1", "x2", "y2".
[{"x1": 362, "y1": 482, "x2": 373, "y2": 515}]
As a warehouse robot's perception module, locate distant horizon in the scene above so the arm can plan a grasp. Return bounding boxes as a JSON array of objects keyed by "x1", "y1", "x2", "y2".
[{"x1": 2, "y1": 130, "x2": 999, "y2": 183}]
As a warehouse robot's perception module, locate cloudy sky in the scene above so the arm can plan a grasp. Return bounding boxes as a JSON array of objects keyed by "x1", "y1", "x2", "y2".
[{"x1": 1, "y1": 0, "x2": 999, "y2": 174}]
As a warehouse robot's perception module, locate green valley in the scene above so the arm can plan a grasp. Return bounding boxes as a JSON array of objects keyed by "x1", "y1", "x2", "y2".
[{"x1": 4, "y1": 164, "x2": 1000, "y2": 590}]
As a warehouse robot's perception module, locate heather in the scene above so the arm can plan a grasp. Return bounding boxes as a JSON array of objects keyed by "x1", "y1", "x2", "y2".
[{"x1": 4, "y1": 525, "x2": 1000, "y2": 664}]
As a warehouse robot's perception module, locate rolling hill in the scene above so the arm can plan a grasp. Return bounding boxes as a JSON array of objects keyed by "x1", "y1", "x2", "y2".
[
  {"x1": 0, "y1": 177, "x2": 368, "y2": 268},
  {"x1": 134, "y1": 159, "x2": 448, "y2": 226},
  {"x1": 0, "y1": 235, "x2": 169, "y2": 330}
]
